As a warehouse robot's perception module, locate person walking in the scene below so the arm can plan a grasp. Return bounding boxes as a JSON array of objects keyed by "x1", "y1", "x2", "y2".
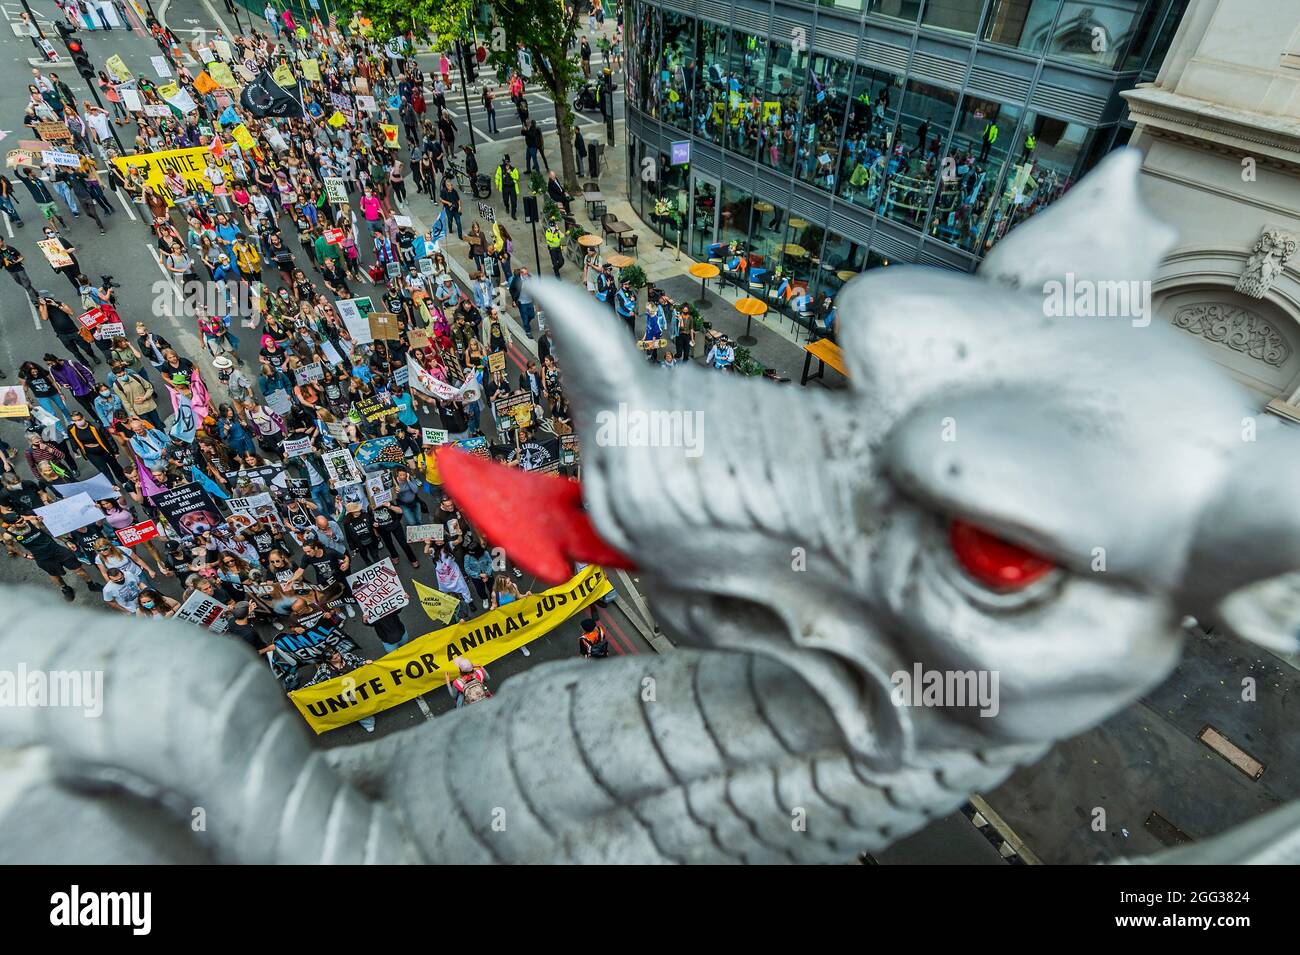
[
  {"x1": 494, "y1": 155, "x2": 519, "y2": 220},
  {"x1": 1, "y1": 237, "x2": 38, "y2": 303}
]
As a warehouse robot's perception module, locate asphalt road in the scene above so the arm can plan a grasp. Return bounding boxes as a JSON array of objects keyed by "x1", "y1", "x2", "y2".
[{"x1": 0, "y1": 0, "x2": 654, "y2": 749}]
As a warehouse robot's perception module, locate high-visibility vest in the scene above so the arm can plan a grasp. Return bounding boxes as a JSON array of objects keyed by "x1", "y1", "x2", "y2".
[
  {"x1": 494, "y1": 164, "x2": 519, "y2": 193},
  {"x1": 1025, "y1": 134, "x2": 1036, "y2": 152},
  {"x1": 544, "y1": 227, "x2": 563, "y2": 248}
]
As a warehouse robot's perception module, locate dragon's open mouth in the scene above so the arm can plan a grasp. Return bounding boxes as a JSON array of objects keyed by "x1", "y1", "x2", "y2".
[{"x1": 437, "y1": 446, "x2": 637, "y2": 584}]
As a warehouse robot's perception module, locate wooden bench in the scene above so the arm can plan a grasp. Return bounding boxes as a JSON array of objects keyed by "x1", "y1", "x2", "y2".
[{"x1": 800, "y1": 338, "x2": 847, "y2": 386}]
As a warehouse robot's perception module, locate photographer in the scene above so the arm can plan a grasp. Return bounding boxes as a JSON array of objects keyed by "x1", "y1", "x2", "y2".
[{"x1": 38, "y1": 291, "x2": 100, "y2": 366}]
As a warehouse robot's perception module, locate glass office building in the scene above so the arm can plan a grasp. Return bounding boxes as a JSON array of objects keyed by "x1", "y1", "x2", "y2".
[{"x1": 624, "y1": 0, "x2": 1188, "y2": 318}]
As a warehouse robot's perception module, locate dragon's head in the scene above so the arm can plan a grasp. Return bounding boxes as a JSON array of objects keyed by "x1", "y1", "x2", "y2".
[{"x1": 440, "y1": 150, "x2": 1297, "y2": 771}]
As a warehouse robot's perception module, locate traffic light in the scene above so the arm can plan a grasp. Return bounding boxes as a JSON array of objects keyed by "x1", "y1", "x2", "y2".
[{"x1": 67, "y1": 37, "x2": 94, "y2": 79}]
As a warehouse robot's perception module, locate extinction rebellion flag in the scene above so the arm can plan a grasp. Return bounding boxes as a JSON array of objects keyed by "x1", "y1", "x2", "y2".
[{"x1": 240, "y1": 69, "x2": 305, "y2": 118}]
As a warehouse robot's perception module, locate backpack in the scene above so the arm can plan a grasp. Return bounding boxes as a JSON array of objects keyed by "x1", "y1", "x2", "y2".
[{"x1": 458, "y1": 672, "x2": 490, "y2": 704}]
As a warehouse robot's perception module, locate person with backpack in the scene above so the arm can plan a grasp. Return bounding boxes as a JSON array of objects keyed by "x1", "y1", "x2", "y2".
[
  {"x1": 445, "y1": 656, "x2": 491, "y2": 707},
  {"x1": 578, "y1": 617, "x2": 610, "y2": 658}
]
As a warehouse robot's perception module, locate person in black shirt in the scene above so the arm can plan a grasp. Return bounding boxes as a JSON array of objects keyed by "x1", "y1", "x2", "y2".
[
  {"x1": 38, "y1": 292, "x2": 100, "y2": 365},
  {"x1": 342, "y1": 502, "x2": 380, "y2": 564},
  {"x1": 439, "y1": 179, "x2": 463, "y2": 240},
  {"x1": 0, "y1": 471, "x2": 50, "y2": 520},
  {"x1": 298, "y1": 539, "x2": 350, "y2": 588},
  {"x1": 225, "y1": 601, "x2": 273, "y2": 656},
  {"x1": 372, "y1": 500, "x2": 419, "y2": 567},
  {"x1": 1, "y1": 512, "x2": 100, "y2": 600}
]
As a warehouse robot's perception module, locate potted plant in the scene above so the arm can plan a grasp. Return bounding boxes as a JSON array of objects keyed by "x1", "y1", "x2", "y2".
[
  {"x1": 732, "y1": 346, "x2": 765, "y2": 377},
  {"x1": 543, "y1": 199, "x2": 562, "y2": 223},
  {"x1": 528, "y1": 169, "x2": 546, "y2": 195},
  {"x1": 619, "y1": 264, "x2": 647, "y2": 290}
]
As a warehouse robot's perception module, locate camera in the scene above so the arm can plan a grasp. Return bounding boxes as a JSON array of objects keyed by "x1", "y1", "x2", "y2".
[{"x1": 100, "y1": 274, "x2": 119, "y2": 289}]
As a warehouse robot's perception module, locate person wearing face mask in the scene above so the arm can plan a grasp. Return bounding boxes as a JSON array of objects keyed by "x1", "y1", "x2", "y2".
[{"x1": 136, "y1": 588, "x2": 181, "y2": 618}]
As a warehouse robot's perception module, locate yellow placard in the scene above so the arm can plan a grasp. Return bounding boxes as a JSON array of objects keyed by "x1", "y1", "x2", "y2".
[
  {"x1": 272, "y1": 62, "x2": 295, "y2": 87},
  {"x1": 288, "y1": 565, "x2": 612, "y2": 733},
  {"x1": 111, "y1": 146, "x2": 234, "y2": 206},
  {"x1": 206, "y1": 61, "x2": 239, "y2": 90},
  {"x1": 326, "y1": 110, "x2": 345, "y2": 128},
  {"x1": 378, "y1": 123, "x2": 399, "y2": 148},
  {"x1": 105, "y1": 54, "x2": 132, "y2": 83},
  {"x1": 299, "y1": 58, "x2": 320, "y2": 82},
  {"x1": 157, "y1": 81, "x2": 179, "y2": 100},
  {"x1": 413, "y1": 579, "x2": 460, "y2": 624},
  {"x1": 230, "y1": 123, "x2": 255, "y2": 152}
]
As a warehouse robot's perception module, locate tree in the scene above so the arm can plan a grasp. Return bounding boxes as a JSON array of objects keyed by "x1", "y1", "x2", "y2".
[
  {"x1": 484, "y1": 0, "x2": 587, "y2": 192},
  {"x1": 337, "y1": 0, "x2": 470, "y2": 47}
]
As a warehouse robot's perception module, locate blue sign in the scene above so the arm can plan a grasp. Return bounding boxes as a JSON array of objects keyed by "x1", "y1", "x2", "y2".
[{"x1": 670, "y1": 140, "x2": 690, "y2": 166}]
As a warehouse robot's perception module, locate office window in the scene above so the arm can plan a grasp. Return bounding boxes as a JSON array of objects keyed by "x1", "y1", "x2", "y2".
[
  {"x1": 928, "y1": 97, "x2": 1023, "y2": 251},
  {"x1": 1049, "y1": 0, "x2": 1146, "y2": 70},
  {"x1": 819, "y1": 232, "x2": 868, "y2": 299},
  {"x1": 921, "y1": 0, "x2": 986, "y2": 35},
  {"x1": 878, "y1": 78, "x2": 958, "y2": 228},
  {"x1": 633, "y1": 2, "x2": 661, "y2": 117},
  {"x1": 725, "y1": 30, "x2": 769, "y2": 160},
  {"x1": 658, "y1": 11, "x2": 695, "y2": 132},
  {"x1": 838, "y1": 66, "x2": 903, "y2": 212},
  {"x1": 870, "y1": 0, "x2": 923, "y2": 22},
  {"x1": 1130, "y1": 0, "x2": 1187, "y2": 73},
  {"x1": 718, "y1": 182, "x2": 754, "y2": 251},
  {"x1": 757, "y1": 39, "x2": 810, "y2": 175},
  {"x1": 696, "y1": 22, "x2": 730, "y2": 146},
  {"x1": 818, "y1": 0, "x2": 865, "y2": 11},
  {"x1": 982, "y1": 0, "x2": 1057, "y2": 54},
  {"x1": 797, "y1": 54, "x2": 853, "y2": 192},
  {"x1": 689, "y1": 176, "x2": 720, "y2": 260},
  {"x1": 982, "y1": 111, "x2": 1088, "y2": 251}
]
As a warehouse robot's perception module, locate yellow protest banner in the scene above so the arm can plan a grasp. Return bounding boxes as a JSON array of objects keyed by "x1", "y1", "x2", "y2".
[
  {"x1": 111, "y1": 146, "x2": 234, "y2": 206},
  {"x1": 105, "y1": 54, "x2": 132, "y2": 83},
  {"x1": 378, "y1": 123, "x2": 399, "y2": 148},
  {"x1": 289, "y1": 565, "x2": 612, "y2": 733},
  {"x1": 193, "y1": 70, "x2": 219, "y2": 94},
  {"x1": 272, "y1": 62, "x2": 295, "y2": 87},
  {"x1": 326, "y1": 111, "x2": 345, "y2": 128},
  {"x1": 230, "y1": 123, "x2": 255, "y2": 152},
  {"x1": 158, "y1": 81, "x2": 179, "y2": 100},
  {"x1": 299, "y1": 58, "x2": 321, "y2": 82},
  {"x1": 413, "y1": 579, "x2": 460, "y2": 624},
  {"x1": 206, "y1": 61, "x2": 239, "y2": 90}
]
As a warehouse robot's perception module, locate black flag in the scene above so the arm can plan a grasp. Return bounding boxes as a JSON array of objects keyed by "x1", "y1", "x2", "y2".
[{"x1": 239, "y1": 69, "x2": 304, "y2": 118}]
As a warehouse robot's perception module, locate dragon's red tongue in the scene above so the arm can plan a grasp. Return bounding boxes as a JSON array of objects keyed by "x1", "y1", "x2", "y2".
[{"x1": 436, "y1": 446, "x2": 636, "y2": 584}]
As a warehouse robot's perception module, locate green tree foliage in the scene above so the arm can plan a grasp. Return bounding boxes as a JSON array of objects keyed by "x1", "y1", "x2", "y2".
[{"x1": 337, "y1": 0, "x2": 470, "y2": 44}]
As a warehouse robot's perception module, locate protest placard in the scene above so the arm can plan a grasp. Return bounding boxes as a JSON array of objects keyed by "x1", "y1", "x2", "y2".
[{"x1": 346, "y1": 558, "x2": 408, "y2": 624}]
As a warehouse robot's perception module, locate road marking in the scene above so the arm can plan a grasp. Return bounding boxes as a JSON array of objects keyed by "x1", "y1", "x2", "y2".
[
  {"x1": 28, "y1": 298, "x2": 39, "y2": 329},
  {"x1": 414, "y1": 695, "x2": 434, "y2": 721},
  {"x1": 114, "y1": 187, "x2": 137, "y2": 220},
  {"x1": 1198, "y1": 724, "x2": 1266, "y2": 780},
  {"x1": 2, "y1": 213, "x2": 11, "y2": 238},
  {"x1": 197, "y1": 0, "x2": 234, "y2": 36}
]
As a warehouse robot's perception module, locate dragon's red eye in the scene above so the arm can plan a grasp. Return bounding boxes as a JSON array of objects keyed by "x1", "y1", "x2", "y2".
[{"x1": 949, "y1": 519, "x2": 1055, "y2": 590}]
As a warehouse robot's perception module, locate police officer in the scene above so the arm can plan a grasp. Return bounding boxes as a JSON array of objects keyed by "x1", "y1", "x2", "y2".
[
  {"x1": 614, "y1": 278, "x2": 636, "y2": 335},
  {"x1": 593, "y1": 263, "x2": 614, "y2": 311},
  {"x1": 494, "y1": 155, "x2": 520, "y2": 219},
  {"x1": 544, "y1": 221, "x2": 564, "y2": 278}
]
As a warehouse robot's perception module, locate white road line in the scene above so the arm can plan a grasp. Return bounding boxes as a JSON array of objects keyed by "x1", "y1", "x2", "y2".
[
  {"x1": 197, "y1": 0, "x2": 234, "y2": 36},
  {"x1": 2, "y1": 213, "x2": 11, "y2": 238},
  {"x1": 28, "y1": 298, "x2": 39, "y2": 329},
  {"x1": 114, "y1": 187, "x2": 137, "y2": 220}
]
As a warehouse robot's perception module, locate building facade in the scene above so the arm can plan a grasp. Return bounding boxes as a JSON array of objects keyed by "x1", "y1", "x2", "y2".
[
  {"x1": 1123, "y1": 0, "x2": 1300, "y2": 414},
  {"x1": 624, "y1": 0, "x2": 1189, "y2": 319}
]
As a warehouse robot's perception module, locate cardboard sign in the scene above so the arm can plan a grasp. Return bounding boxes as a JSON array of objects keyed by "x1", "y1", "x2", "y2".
[
  {"x1": 486, "y1": 352, "x2": 507, "y2": 375},
  {"x1": 77, "y1": 306, "x2": 108, "y2": 329},
  {"x1": 408, "y1": 328, "x2": 430, "y2": 350},
  {"x1": 174, "y1": 590, "x2": 229, "y2": 632},
  {"x1": 323, "y1": 227, "x2": 345, "y2": 245},
  {"x1": 404, "y1": 523, "x2": 444, "y2": 543},
  {"x1": 283, "y1": 435, "x2": 314, "y2": 458},
  {"x1": 323, "y1": 177, "x2": 347, "y2": 204},
  {"x1": 322, "y1": 447, "x2": 362, "y2": 484},
  {"x1": 346, "y1": 557, "x2": 408, "y2": 624},
  {"x1": 493, "y1": 392, "x2": 534, "y2": 429},
  {"x1": 92, "y1": 321, "x2": 126, "y2": 340},
  {"x1": 151, "y1": 55, "x2": 173, "y2": 79},
  {"x1": 116, "y1": 520, "x2": 160, "y2": 547},
  {"x1": 264, "y1": 389, "x2": 292, "y2": 416},
  {"x1": 368, "y1": 311, "x2": 402, "y2": 341},
  {"x1": 421, "y1": 427, "x2": 450, "y2": 446},
  {"x1": 33, "y1": 121, "x2": 73, "y2": 145},
  {"x1": 352, "y1": 394, "x2": 397, "y2": 422},
  {"x1": 225, "y1": 492, "x2": 281, "y2": 532},
  {"x1": 0, "y1": 385, "x2": 29, "y2": 418},
  {"x1": 294, "y1": 362, "x2": 324, "y2": 384},
  {"x1": 37, "y1": 239, "x2": 73, "y2": 269}
]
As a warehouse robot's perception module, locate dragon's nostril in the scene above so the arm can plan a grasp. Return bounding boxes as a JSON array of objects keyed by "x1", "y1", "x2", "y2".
[{"x1": 949, "y1": 519, "x2": 1055, "y2": 590}]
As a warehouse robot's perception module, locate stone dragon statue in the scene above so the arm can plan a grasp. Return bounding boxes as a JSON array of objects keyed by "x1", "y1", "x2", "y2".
[{"x1": 1, "y1": 151, "x2": 1297, "y2": 864}]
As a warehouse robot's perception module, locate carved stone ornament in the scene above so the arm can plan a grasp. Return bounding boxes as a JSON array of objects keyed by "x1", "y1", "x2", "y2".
[
  {"x1": 1172, "y1": 302, "x2": 1292, "y2": 367},
  {"x1": 1234, "y1": 227, "x2": 1299, "y2": 298}
]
